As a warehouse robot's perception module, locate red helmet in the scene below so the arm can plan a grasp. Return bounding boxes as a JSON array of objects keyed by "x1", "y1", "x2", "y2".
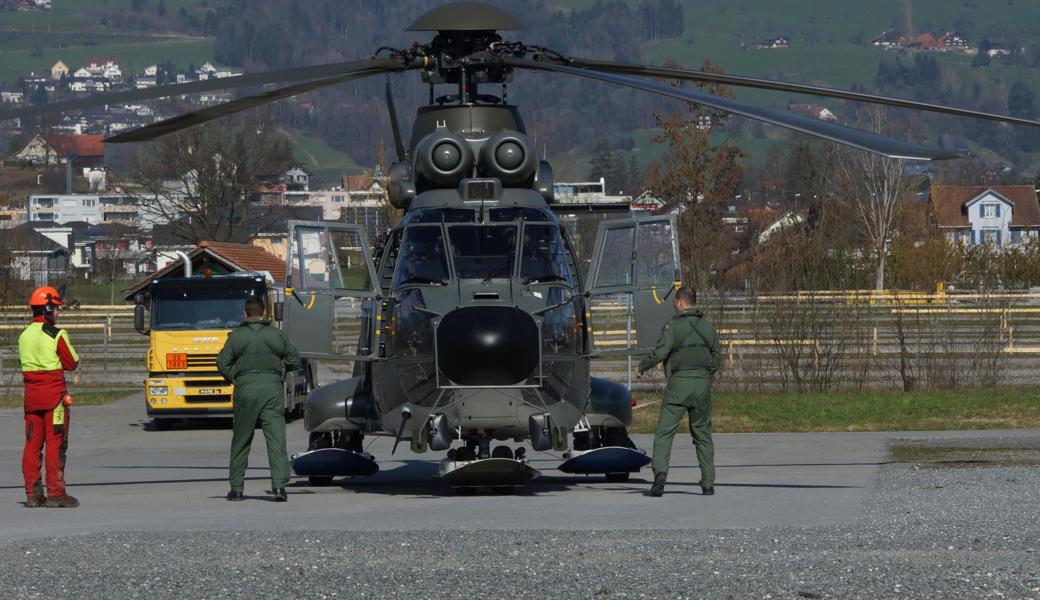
[{"x1": 29, "y1": 286, "x2": 63, "y2": 307}]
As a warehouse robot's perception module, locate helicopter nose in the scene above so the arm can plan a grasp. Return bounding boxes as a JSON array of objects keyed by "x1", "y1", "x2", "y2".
[{"x1": 437, "y1": 306, "x2": 539, "y2": 386}]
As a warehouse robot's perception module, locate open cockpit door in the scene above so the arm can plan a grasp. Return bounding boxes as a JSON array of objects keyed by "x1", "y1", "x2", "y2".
[
  {"x1": 585, "y1": 215, "x2": 681, "y2": 355},
  {"x1": 284, "y1": 220, "x2": 380, "y2": 361}
]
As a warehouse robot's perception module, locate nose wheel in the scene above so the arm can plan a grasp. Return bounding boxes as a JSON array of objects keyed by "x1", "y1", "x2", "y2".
[{"x1": 439, "y1": 443, "x2": 540, "y2": 492}]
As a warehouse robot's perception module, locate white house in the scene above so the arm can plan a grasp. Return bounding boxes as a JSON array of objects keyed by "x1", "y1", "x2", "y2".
[{"x1": 931, "y1": 185, "x2": 1040, "y2": 247}]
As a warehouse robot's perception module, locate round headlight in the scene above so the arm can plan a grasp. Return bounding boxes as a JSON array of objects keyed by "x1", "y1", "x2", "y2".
[
  {"x1": 432, "y1": 142, "x2": 462, "y2": 171},
  {"x1": 495, "y1": 141, "x2": 524, "y2": 170}
]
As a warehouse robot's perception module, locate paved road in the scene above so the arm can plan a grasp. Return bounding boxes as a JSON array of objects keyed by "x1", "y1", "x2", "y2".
[
  {"x1": 3, "y1": 394, "x2": 1039, "y2": 598},
  {"x1": 0, "y1": 392, "x2": 905, "y2": 538}
]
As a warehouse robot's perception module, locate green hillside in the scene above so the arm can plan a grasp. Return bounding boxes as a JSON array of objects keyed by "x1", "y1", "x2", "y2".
[{"x1": 0, "y1": 0, "x2": 215, "y2": 81}]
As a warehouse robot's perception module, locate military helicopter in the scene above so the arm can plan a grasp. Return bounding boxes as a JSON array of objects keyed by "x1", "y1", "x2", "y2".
[{"x1": 6, "y1": 2, "x2": 1038, "y2": 490}]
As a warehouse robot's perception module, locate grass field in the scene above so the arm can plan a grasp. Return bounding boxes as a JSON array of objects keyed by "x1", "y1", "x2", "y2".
[
  {"x1": 890, "y1": 443, "x2": 1040, "y2": 467},
  {"x1": 0, "y1": 389, "x2": 136, "y2": 408},
  {"x1": 0, "y1": 0, "x2": 216, "y2": 83},
  {"x1": 630, "y1": 387, "x2": 1040, "y2": 433},
  {"x1": 289, "y1": 131, "x2": 363, "y2": 186},
  {"x1": 0, "y1": 38, "x2": 215, "y2": 83}
]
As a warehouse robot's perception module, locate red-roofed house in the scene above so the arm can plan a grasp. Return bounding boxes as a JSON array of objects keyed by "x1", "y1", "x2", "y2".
[
  {"x1": 122, "y1": 240, "x2": 286, "y2": 300},
  {"x1": 9, "y1": 133, "x2": 105, "y2": 168},
  {"x1": 930, "y1": 185, "x2": 1040, "y2": 247},
  {"x1": 872, "y1": 29, "x2": 906, "y2": 49},
  {"x1": 908, "y1": 33, "x2": 941, "y2": 51},
  {"x1": 49, "y1": 134, "x2": 105, "y2": 169}
]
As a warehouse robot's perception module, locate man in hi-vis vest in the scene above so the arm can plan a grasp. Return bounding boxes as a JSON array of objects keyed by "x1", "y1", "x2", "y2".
[{"x1": 18, "y1": 286, "x2": 80, "y2": 508}]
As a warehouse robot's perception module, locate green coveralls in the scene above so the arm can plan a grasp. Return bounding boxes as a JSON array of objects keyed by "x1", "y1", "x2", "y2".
[
  {"x1": 638, "y1": 307, "x2": 720, "y2": 487},
  {"x1": 216, "y1": 317, "x2": 301, "y2": 493}
]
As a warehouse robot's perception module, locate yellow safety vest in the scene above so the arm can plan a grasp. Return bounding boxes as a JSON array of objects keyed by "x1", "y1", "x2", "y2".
[{"x1": 18, "y1": 322, "x2": 79, "y2": 372}]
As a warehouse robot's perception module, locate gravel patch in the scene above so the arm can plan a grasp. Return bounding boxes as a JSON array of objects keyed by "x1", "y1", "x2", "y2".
[{"x1": 3, "y1": 444, "x2": 1039, "y2": 599}]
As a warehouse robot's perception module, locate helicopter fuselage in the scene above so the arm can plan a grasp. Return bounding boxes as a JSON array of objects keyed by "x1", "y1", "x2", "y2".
[{"x1": 370, "y1": 190, "x2": 591, "y2": 443}]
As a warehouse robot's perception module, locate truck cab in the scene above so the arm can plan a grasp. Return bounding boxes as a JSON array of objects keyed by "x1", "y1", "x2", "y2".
[{"x1": 133, "y1": 273, "x2": 308, "y2": 429}]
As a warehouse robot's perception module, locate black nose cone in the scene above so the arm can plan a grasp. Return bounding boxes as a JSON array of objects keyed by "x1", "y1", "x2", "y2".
[{"x1": 438, "y1": 306, "x2": 539, "y2": 386}]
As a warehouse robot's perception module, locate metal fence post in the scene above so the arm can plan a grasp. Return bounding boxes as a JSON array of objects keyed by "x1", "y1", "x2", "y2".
[{"x1": 103, "y1": 322, "x2": 109, "y2": 379}]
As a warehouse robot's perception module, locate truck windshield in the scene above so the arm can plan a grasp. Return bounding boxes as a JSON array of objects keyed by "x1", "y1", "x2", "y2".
[{"x1": 152, "y1": 280, "x2": 265, "y2": 330}]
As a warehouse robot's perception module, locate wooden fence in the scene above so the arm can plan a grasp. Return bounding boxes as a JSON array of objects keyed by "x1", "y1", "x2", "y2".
[{"x1": 1, "y1": 291, "x2": 1038, "y2": 399}]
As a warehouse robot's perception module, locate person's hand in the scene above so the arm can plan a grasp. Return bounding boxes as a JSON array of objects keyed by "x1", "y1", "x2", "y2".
[
  {"x1": 62, "y1": 393, "x2": 74, "y2": 407},
  {"x1": 636, "y1": 369, "x2": 645, "y2": 379}
]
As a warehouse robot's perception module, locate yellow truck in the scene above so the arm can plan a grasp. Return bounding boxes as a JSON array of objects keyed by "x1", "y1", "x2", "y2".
[{"x1": 131, "y1": 270, "x2": 309, "y2": 430}]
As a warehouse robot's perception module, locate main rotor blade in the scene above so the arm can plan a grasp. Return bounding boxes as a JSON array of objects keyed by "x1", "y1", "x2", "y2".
[
  {"x1": 567, "y1": 57, "x2": 1040, "y2": 129},
  {"x1": 504, "y1": 57, "x2": 959, "y2": 160},
  {"x1": 0, "y1": 57, "x2": 405, "y2": 122},
  {"x1": 105, "y1": 68, "x2": 392, "y2": 143},
  {"x1": 385, "y1": 78, "x2": 407, "y2": 161}
]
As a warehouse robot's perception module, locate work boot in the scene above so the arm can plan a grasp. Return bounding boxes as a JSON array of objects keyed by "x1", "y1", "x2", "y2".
[
  {"x1": 44, "y1": 494, "x2": 79, "y2": 508},
  {"x1": 697, "y1": 480, "x2": 715, "y2": 496},
  {"x1": 226, "y1": 490, "x2": 244, "y2": 502},
  {"x1": 25, "y1": 482, "x2": 46, "y2": 508},
  {"x1": 272, "y1": 488, "x2": 287, "y2": 502},
  {"x1": 649, "y1": 472, "x2": 666, "y2": 497}
]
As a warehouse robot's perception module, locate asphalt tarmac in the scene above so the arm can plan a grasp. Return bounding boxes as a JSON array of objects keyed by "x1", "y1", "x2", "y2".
[
  {"x1": 1, "y1": 392, "x2": 894, "y2": 538},
  {"x1": 2, "y1": 394, "x2": 1038, "y2": 599}
]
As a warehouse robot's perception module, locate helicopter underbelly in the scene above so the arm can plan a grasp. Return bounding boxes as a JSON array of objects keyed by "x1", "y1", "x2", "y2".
[{"x1": 370, "y1": 358, "x2": 589, "y2": 438}]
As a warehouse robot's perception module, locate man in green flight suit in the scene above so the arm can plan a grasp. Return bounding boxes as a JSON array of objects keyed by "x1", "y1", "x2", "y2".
[
  {"x1": 217, "y1": 297, "x2": 301, "y2": 502},
  {"x1": 637, "y1": 287, "x2": 720, "y2": 497}
]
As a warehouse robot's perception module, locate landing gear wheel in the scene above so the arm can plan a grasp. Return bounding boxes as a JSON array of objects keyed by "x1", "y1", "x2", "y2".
[
  {"x1": 308, "y1": 432, "x2": 332, "y2": 451},
  {"x1": 492, "y1": 485, "x2": 515, "y2": 495},
  {"x1": 454, "y1": 446, "x2": 476, "y2": 462},
  {"x1": 308, "y1": 475, "x2": 334, "y2": 486},
  {"x1": 492, "y1": 445, "x2": 513, "y2": 459},
  {"x1": 605, "y1": 472, "x2": 630, "y2": 483}
]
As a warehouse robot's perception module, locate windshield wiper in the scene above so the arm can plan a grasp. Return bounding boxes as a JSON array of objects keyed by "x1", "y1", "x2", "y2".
[
  {"x1": 400, "y1": 276, "x2": 448, "y2": 286},
  {"x1": 523, "y1": 274, "x2": 569, "y2": 285}
]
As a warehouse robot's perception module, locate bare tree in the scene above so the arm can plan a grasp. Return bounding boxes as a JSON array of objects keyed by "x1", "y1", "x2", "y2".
[
  {"x1": 647, "y1": 59, "x2": 745, "y2": 291},
  {"x1": 832, "y1": 108, "x2": 911, "y2": 291},
  {"x1": 123, "y1": 117, "x2": 293, "y2": 244}
]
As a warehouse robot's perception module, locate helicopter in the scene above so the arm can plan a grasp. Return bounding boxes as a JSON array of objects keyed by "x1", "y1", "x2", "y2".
[{"x1": 5, "y1": 2, "x2": 1039, "y2": 490}]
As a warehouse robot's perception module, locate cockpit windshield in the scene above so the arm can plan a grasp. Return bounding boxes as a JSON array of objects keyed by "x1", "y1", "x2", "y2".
[
  {"x1": 520, "y1": 224, "x2": 573, "y2": 285},
  {"x1": 448, "y1": 225, "x2": 517, "y2": 279},
  {"x1": 393, "y1": 226, "x2": 450, "y2": 287}
]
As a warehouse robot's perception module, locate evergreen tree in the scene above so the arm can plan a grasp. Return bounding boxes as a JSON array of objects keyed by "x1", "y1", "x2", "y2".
[
  {"x1": 626, "y1": 154, "x2": 643, "y2": 195},
  {"x1": 1008, "y1": 81, "x2": 1036, "y2": 119},
  {"x1": 972, "y1": 51, "x2": 991, "y2": 67},
  {"x1": 30, "y1": 83, "x2": 48, "y2": 107}
]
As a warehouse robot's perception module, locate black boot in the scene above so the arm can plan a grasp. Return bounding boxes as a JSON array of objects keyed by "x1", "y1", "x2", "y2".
[
  {"x1": 649, "y1": 472, "x2": 666, "y2": 497},
  {"x1": 226, "y1": 490, "x2": 244, "y2": 501},
  {"x1": 43, "y1": 494, "x2": 79, "y2": 508},
  {"x1": 272, "y1": 488, "x2": 287, "y2": 502},
  {"x1": 25, "y1": 481, "x2": 46, "y2": 508},
  {"x1": 702, "y1": 486, "x2": 715, "y2": 496}
]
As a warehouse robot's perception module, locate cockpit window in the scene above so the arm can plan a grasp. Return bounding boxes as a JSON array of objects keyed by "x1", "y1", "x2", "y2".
[
  {"x1": 393, "y1": 226, "x2": 450, "y2": 287},
  {"x1": 520, "y1": 224, "x2": 573, "y2": 285},
  {"x1": 448, "y1": 225, "x2": 517, "y2": 279},
  {"x1": 409, "y1": 208, "x2": 475, "y2": 223},
  {"x1": 489, "y1": 207, "x2": 552, "y2": 222}
]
